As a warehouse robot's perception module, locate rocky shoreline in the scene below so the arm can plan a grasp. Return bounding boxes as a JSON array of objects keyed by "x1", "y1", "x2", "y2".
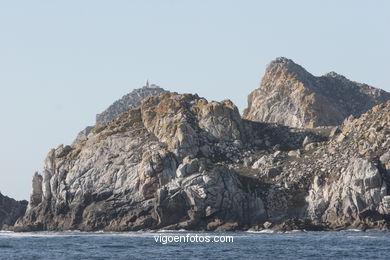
[{"x1": 2, "y1": 58, "x2": 390, "y2": 232}]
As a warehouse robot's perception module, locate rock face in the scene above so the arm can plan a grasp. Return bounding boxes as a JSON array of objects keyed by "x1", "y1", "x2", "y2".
[
  {"x1": 303, "y1": 102, "x2": 390, "y2": 229},
  {"x1": 243, "y1": 57, "x2": 390, "y2": 128},
  {"x1": 15, "y1": 88, "x2": 390, "y2": 231},
  {"x1": 0, "y1": 193, "x2": 27, "y2": 229},
  {"x1": 95, "y1": 82, "x2": 166, "y2": 125},
  {"x1": 13, "y1": 59, "x2": 390, "y2": 231}
]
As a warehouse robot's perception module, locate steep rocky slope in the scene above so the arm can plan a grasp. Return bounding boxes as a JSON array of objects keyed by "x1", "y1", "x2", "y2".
[
  {"x1": 95, "y1": 82, "x2": 166, "y2": 125},
  {"x1": 14, "y1": 90, "x2": 390, "y2": 231},
  {"x1": 0, "y1": 193, "x2": 27, "y2": 229},
  {"x1": 243, "y1": 57, "x2": 390, "y2": 128}
]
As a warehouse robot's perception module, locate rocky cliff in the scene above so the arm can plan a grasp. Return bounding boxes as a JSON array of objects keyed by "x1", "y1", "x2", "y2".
[
  {"x1": 243, "y1": 57, "x2": 390, "y2": 128},
  {"x1": 15, "y1": 92, "x2": 274, "y2": 231},
  {"x1": 0, "y1": 193, "x2": 27, "y2": 229},
  {"x1": 14, "y1": 88, "x2": 390, "y2": 231}
]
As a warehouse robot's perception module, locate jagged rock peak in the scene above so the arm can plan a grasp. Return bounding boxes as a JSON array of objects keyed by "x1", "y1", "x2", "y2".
[
  {"x1": 95, "y1": 81, "x2": 167, "y2": 125},
  {"x1": 268, "y1": 57, "x2": 301, "y2": 68},
  {"x1": 244, "y1": 58, "x2": 390, "y2": 128},
  {"x1": 265, "y1": 57, "x2": 313, "y2": 81},
  {"x1": 323, "y1": 71, "x2": 346, "y2": 79}
]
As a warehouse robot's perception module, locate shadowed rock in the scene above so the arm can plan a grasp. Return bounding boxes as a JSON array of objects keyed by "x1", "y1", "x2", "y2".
[{"x1": 0, "y1": 193, "x2": 27, "y2": 230}]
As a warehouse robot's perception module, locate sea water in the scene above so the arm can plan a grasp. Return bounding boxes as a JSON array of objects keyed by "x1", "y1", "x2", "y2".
[{"x1": 1, "y1": 230, "x2": 389, "y2": 259}]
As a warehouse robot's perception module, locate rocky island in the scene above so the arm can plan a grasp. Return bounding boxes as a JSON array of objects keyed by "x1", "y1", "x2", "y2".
[{"x1": 2, "y1": 58, "x2": 390, "y2": 232}]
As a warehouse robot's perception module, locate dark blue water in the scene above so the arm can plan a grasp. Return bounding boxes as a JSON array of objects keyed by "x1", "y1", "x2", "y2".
[{"x1": 1, "y1": 230, "x2": 389, "y2": 259}]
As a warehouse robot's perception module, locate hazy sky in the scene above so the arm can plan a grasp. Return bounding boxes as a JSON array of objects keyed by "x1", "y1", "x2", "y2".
[{"x1": 1, "y1": 0, "x2": 389, "y2": 200}]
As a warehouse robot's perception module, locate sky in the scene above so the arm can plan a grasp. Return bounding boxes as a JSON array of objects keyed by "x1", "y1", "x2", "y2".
[{"x1": 0, "y1": 0, "x2": 389, "y2": 200}]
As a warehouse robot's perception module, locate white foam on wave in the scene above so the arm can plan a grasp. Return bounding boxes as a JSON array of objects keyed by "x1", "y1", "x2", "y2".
[
  {"x1": 0, "y1": 231, "x2": 152, "y2": 238},
  {"x1": 346, "y1": 235, "x2": 380, "y2": 239},
  {"x1": 344, "y1": 229, "x2": 363, "y2": 232},
  {"x1": 156, "y1": 229, "x2": 181, "y2": 233},
  {"x1": 246, "y1": 229, "x2": 275, "y2": 234},
  {"x1": 284, "y1": 229, "x2": 305, "y2": 233},
  {"x1": 0, "y1": 232, "x2": 76, "y2": 238},
  {"x1": 259, "y1": 229, "x2": 275, "y2": 233}
]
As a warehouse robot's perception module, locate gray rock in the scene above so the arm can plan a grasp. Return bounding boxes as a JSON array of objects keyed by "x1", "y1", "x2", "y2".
[
  {"x1": 380, "y1": 151, "x2": 390, "y2": 172},
  {"x1": 329, "y1": 126, "x2": 341, "y2": 138},
  {"x1": 302, "y1": 136, "x2": 312, "y2": 147},
  {"x1": 263, "y1": 221, "x2": 273, "y2": 229},
  {"x1": 336, "y1": 133, "x2": 346, "y2": 143},
  {"x1": 288, "y1": 149, "x2": 301, "y2": 157}
]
